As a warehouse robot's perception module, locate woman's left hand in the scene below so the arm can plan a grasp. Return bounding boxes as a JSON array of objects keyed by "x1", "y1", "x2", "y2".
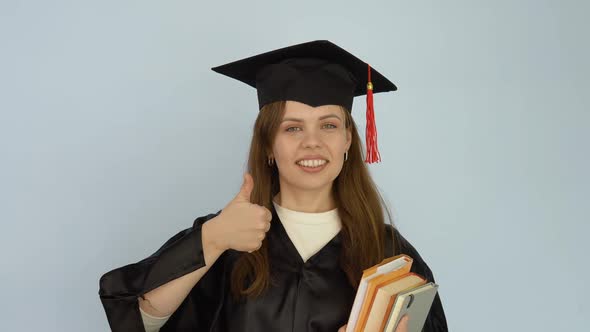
[{"x1": 337, "y1": 315, "x2": 409, "y2": 332}]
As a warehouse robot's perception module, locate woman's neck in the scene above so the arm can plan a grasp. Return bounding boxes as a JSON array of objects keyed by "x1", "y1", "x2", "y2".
[{"x1": 273, "y1": 188, "x2": 336, "y2": 213}]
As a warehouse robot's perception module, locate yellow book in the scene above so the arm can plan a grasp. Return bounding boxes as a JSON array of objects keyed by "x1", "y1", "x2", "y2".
[{"x1": 364, "y1": 273, "x2": 426, "y2": 332}]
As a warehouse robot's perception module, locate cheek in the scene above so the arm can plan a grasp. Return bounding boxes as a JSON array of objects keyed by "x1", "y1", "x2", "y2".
[
  {"x1": 273, "y1": 140, "x2": 292, "y2": 161},
  {"x1": 326, "y1": 136, "x2": 347, "y2": 151}
]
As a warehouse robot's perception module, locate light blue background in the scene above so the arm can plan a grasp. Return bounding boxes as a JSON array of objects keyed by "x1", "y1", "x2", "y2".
[{"x1": 1, "y1": 1, "x2": 588, "y2": 331}]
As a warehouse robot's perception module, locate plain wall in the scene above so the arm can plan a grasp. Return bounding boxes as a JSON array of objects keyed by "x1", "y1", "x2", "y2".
[{"x1": 1, "y1": 0, "x2": 588, "y2": 331}]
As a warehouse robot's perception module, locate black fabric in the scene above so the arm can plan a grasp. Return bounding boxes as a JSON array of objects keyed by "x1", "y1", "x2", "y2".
[
  {"x1": 211, "y1": 40, "x2": 397, "y2": 111},
  {"x1": 99, "y1": 206, "x2": 447, "y2": 332}
]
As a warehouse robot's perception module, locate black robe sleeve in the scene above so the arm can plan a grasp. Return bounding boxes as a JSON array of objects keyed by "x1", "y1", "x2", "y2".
[
  {"x1": 387, "y1": 225, "x2": 449, "y2": 332},
  {"x1": 98, "y1": 210, "x2": 223, "y2": 332}
]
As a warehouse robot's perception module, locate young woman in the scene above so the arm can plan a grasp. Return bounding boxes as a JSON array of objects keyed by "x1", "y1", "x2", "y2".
[{"x1": 99, "y1": 40, "x2": 448, "y2": 332}]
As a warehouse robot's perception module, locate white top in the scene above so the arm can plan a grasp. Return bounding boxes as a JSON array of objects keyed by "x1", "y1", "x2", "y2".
[
  {"x1": 272, "y1": 200, "x2": 342, "y2": 262},
  {"x1": 139, "y1": 200, "x2": 342, "y2": 331},
  {"x1": 139, "y1": 307, "x2": 171, "y2": 332}
]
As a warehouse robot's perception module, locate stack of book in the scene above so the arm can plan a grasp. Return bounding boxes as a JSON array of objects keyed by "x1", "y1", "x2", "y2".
[{"x1": 345, "y1": 254, "x2": 439, "y2": 332}]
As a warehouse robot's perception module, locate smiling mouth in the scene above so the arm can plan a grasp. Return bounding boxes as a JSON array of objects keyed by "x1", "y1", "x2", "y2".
[{"x1": 295, "y1": 160, "x2": 329, "y2": 168}]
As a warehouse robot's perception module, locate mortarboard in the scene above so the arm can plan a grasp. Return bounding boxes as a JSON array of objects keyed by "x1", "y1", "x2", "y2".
[{"x1": 211, "y1": 40, "x2": 397, "y2": 164}]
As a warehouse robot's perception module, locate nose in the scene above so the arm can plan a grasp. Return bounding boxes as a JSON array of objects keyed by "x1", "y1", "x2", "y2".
[{"x1": 301, "y1": 127, "x2": 322, "y2": 148}]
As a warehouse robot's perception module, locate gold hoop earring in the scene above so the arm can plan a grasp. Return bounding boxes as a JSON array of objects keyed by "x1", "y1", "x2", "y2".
[
  {"x1": 344, "y1": 151, "x2": 348, "y2": 161},
  {"x1": 268, "y1": 157, "x2": 275, "y2": 166}
]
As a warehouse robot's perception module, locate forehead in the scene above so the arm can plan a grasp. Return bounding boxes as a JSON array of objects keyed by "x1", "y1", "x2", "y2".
[{"x1": 283, "y1": 100, "x2": 343, "y2": 119}]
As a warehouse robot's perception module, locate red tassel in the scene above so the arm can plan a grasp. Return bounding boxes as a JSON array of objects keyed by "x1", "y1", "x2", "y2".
[{"x1": 365, "y1": 64, "x2": 381, "y2": 163}]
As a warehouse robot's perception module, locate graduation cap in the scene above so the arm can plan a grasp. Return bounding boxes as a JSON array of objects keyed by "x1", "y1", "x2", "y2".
[{"x1": 211, "y1": 40, "x2": 397, "y2": 164}]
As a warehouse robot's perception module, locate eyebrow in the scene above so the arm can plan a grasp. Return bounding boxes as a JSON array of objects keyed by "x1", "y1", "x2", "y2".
[{"x1": 281, "y1": 114, "x2": 342, "y2": 123}]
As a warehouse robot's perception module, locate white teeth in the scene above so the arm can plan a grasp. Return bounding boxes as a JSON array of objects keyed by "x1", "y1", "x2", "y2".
[{"x1": 297, "y1": 159, "x2": 327, "y2": 168}]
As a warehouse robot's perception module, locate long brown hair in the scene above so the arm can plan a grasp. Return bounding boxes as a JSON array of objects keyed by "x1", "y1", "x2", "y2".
[{"x1": 230, "y1": 100, "x2": 396, "y2": 300}]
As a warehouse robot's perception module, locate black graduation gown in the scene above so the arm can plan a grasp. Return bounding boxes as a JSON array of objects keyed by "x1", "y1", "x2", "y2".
[{"x1": 99, "y1": 206, "x2": 448, "y2": 332}]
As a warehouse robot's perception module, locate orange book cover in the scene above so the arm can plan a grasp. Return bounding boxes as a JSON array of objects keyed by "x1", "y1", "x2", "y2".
[{"x1": 353, "y1": 255, "x2": 412, "y2": 332}]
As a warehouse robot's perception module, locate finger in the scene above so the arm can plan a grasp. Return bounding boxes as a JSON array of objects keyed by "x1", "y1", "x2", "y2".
[
  {"x1": 255, "y1": 217, "x2": 271, "y2": 232},
  {"x1": 263, "y1": 207, "x2": 272, "y2": 222},
  {"x1": 244, "y1": 229, "x2": 266, "y2": 238},
  {"x1": 338, "y1": 324, "x2": 347, "y2": 332},
  {"x1": 247, "y1": 244, "x2": 259, "y2": 253},
  {"x1": 395, "y1": 314, "x2": 409, "y2": 332},
  {"x1": 247, "y1": 244, "x2": 261, "y2": 254},
  {"x1": 244, "y1": 233, "x2": 264, "y2": 252},
  {"x1": 235, "y1": 172, "x2": 254, "y2": 203}
]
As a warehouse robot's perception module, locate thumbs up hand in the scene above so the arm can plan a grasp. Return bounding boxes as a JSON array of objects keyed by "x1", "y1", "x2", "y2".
[{"x1": 208, "y1": 173, "x2": 273, "y2": 253}]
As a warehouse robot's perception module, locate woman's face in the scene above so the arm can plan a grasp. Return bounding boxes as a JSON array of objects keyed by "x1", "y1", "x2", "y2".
[{"x1": 272, "y1": 100, "x2": 352, "y2": 192}]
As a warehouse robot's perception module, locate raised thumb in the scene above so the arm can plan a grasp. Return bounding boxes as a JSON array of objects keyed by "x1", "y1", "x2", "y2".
[{"x1": 235, "y1": 172, "x2": 254, "y2": 202}]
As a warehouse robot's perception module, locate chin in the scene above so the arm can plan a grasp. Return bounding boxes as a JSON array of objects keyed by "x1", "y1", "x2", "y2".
[{"x1": 292, "y1": 170, "x2": 338, "y2": 189}]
